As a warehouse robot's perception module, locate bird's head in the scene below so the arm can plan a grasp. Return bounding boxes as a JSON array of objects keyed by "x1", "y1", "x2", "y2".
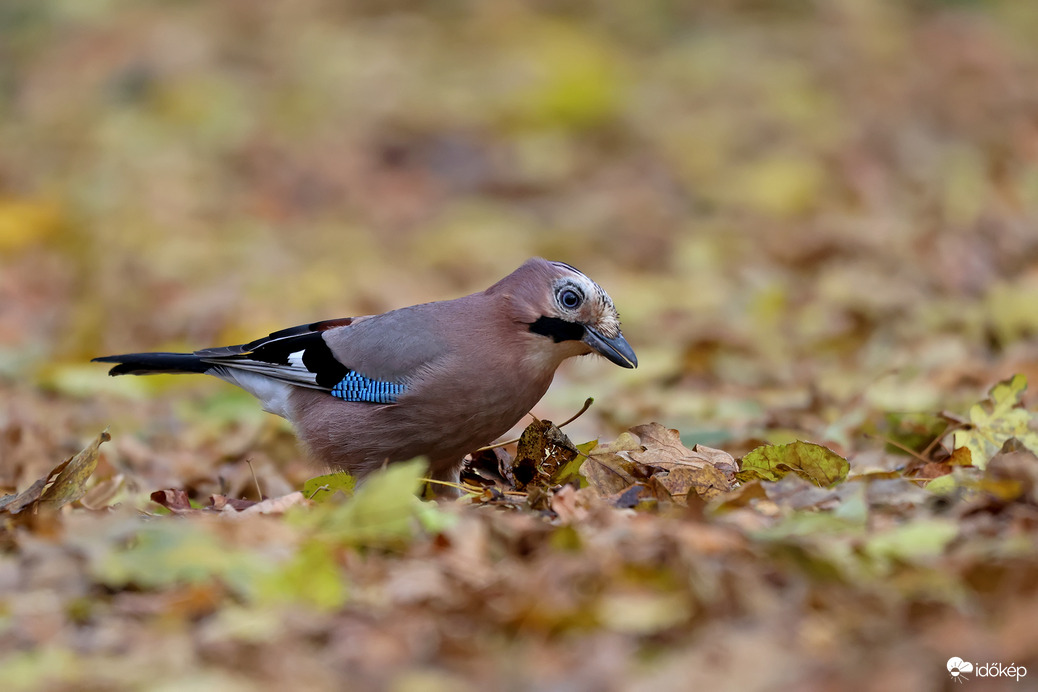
[{"x1": 493, "y1": 258, "x2": 638, "y2": 369}]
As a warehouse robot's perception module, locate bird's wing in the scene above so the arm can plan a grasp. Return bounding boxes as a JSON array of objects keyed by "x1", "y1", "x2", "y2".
[
  {"x1": 195, "y1": 306, "x2": 454, "y2": 402},
  {"x1": 193, "y1": 316, "x2": 355, "y2": 390},
  {"x1": 319, "y1": 303, "x2": 455, "y2": 382}
]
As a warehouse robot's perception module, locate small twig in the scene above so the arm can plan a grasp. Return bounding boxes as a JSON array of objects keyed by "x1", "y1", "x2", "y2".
[
  {"x1": 306, "y1": 484, "x2": 331, "y2": 500},
  {"x1": 921, "y1": 420, "x2": 966, "y2": 460},
  {"x1": 864, "y1": 433, "x2": 931, "y2": 465},
  {"x1": 475, "y1": 398, "x2": 595, "y2": 452},
  {"x1": 476, "y1": 437, "x2": 521, "y2": 452},
  {"x1": 423, "y1": 478, "x2": 480, "y2": 495},
  {"x1": 557, "y1": 397, "x2": 594, "y2": 429},
  {"x1": 245, "y1": 458, "x2": 263, "y2": 500}
]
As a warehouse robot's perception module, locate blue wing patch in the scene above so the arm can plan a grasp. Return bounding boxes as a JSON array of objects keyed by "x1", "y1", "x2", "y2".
[{"x1": 330, "y1": 371, "x2": 406, "y2": 404}]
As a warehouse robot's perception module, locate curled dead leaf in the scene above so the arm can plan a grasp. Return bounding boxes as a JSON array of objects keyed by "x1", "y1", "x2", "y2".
[
  {"x1": 581, "y1": 423, "x2": 736, "y2": 504},
  {"x1": 151, "y1": 488, "x2": 193, "y2": 513},
  {"x1": 1, "y1": 429, "x2": 110, "y2": 515},
  {"x1": 510, "y1": 418, "x2": 579, "y2": 491}
]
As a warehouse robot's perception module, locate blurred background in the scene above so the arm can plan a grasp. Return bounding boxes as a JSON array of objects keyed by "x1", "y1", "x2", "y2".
[{"x1": 2, "y1": 0, "x2": 1038, "y2": 482}]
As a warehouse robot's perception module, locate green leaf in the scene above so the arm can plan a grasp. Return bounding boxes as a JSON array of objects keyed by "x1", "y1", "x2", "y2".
[
  {"x1": 293, "y1": 459, "x2": 436, "y2": 548},
  {"x1": 952, "y1": 374, "x2": 1038, "y2": 469},
  {"x1": 93, "y1": 520, "x2": 347, "y2": 609},
  {"x1": 303, "y1": 472, "x2": 357, "y2": 504},
  {"x1": 91, "y1": 521, "x2": 267, "y2": 596},
  {"x1": 863, "y1": 519, "x2": 959, "y2": 565},
  {"x1": 736, "y1": 441, "x2": 849, "y2": 487},
  {"x1": 256, "y1": 538, "x2": 347, "y2": 610},
  {"x1": 553, "y1": 438, "x2": 597, "y2": 487},
  {"x1": 924, "y1": 473, "x2": 959, "y2": 495}
]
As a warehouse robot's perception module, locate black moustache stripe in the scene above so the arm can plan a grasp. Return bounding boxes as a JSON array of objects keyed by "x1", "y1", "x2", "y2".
[{"x1": 529, "y1": 316, "x2": 586, "y2": 343}]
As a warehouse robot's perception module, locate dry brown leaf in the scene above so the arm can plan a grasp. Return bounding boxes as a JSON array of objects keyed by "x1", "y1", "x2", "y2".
[
  {"x1": 690, "y1": 444, "x2": 740, "y2": 480},
  {"x1": 629, "y1": 423, "x2": 737, "y2": 481},
  {"x1": 606, "y1": 483, "x2": 657, "y2": 510},
  {"x1": 510, "y1": 418, "x2": 579, "y2": 491},
  {"x1": 549, "y1": 484, "x2": 588, "y2": 523},
  {"x1": 237, "y1": 491, "x2": 307, "y2": 515},
  {"x1": 0, "y1": 476, "x2": 48, "y2": 514},
  {"x1": 579, "y1": 431, "x2": 644, "y2": 496},
  {"x1": 79, "y1": 474, "x2": 127, "y2": 510},
  {"x1": 38, "y1": 429, "x2": 110, "y2": 510},
  {"x1": 581, "y1": 454, "x2": 639, "y2": 496},
  {"x1": 710, "y1": 480, "x2": 768, "y2": 512},
  {"x1": 151, "y1": 488, "x2": 193, "y2": 513},
  {"x1": 1, "y1": 429, "x2": 111, "y2": 514},
  {"x1": 209, "y1": 494, "x2": 259, "y2": 512},
  {"x1": 658, "y1": 464, "x2": 732, "y2": 502}
]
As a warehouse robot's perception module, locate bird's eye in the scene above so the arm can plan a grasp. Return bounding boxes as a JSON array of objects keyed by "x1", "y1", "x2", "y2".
[{"x1": 559, "y1": 288, "x2": 582, "y2": 310}]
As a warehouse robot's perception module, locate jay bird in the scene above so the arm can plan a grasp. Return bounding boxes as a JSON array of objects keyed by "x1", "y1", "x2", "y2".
[{"x1": 94, "y1": 258, "x2": 637, "y2": 486}]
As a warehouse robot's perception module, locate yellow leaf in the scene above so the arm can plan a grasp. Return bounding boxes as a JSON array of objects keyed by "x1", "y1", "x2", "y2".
[
  {"x1": 952, "y1": 375, "x2": 1038, "y2": 469},
  {"x1": 724, "y1": 156, "x2": 825, "y2": 217},
  {"x1": 0, "y1": 199, "x2": 61, "y2": 253}
]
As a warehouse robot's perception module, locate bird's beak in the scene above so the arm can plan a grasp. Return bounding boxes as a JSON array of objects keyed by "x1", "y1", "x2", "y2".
[{"x1": 583, "y1": 327, "x2": 638, "y2": 369}]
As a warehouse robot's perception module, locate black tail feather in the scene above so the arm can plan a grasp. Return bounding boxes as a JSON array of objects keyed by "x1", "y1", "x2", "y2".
[{"x1": 91, "y1": 352, "x2": 211, "y2": 376}]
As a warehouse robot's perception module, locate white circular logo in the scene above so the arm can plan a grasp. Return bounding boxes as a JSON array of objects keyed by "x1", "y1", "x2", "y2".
[{"x1": 947, "y1": 657, "x2": 974, "y2": 682}]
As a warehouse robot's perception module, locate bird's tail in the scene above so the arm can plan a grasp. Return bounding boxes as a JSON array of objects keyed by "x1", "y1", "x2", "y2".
[{"x1": 92, "y1": 352, "x2": 211, "y2": 376}]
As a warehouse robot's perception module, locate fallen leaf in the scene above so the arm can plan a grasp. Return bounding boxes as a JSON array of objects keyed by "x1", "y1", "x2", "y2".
[
  {"x1": 595, "y1": 591, "x2": 694, "y2": 634},
  {"x1": 549, "y1": 484, "x2": 587, "y2": 523},
  {"x1": 863, "y1": 519, "x2": 959, "y2": 566},
  {"x1": 710, "y1": 479, "x2": 768, "y2": 512},
  {"x1": 689, "y1": 443, "x2": 739, "y2": 480},
  {"x1": 462, "y1": 447, "x2": 512, "y2": 489},
  {"x1": 209, "y1": 495, "x2": 258, "y2": 511},
  {"x1": 39, "y1": 429, "x2": 111, "y2": 510},
  {"x1": 979, "y1": 447, "x2": 1038, "y2": 503},
  {"x1": 947, "y1": 446, "x2": 974, "y2": 467},
  {"x1": 151, "y1": 489, "x2": 193, "y2": 513},
  {"x1": 238, "y1": 491, "x2": 307, "y2": 515},
  {"x1": 509, "y1": 418, "x2": 579, "y2": 491},
  {"x1": 629, "y1": 423, "x2": 737, "y2": 481},
  {"x1": 294, "y1": 459, "x2": 436, "y2": 547},
  {"x1": 552, "y1": 438, "x2": 597, "y2": 487},
  {"x1": 0, "y1": 476, "x2": 49, "y2": 514},
  {"x1": 608, "y1": 483, "x2": 657, "y2": 510},
  {"x1": 1, "y1": 429, "x2": 111, "y2": 515},
  {"x1": 79, "y1": 474, "x2": 127, "y2": 510},
  {"x1": 657, "y1": 464, "x2": 731, "y2": 502},
  {"x1": 736, "y1": 441, "x2": 849, "y2": 488},
  {"x1": 303, "y1": 472, "x2": 357, "y2": 503},
  {"x1": 254, "y1": 537, "x2": 347, "y2": 610},
  {"x1": 952, "y1": 374, "x2": 1038, "y2": 469},
  {"x1": 579, "y1": 432, "x2": 643, "y2": 496}
]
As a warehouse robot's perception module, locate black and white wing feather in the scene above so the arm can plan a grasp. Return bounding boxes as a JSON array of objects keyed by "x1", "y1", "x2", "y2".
[{"x1": 195, "y1": 317, "x2": 356, "y2": 390}]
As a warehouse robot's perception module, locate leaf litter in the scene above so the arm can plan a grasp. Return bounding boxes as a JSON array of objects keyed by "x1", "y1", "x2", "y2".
[{"x1": 3, "y1": 375, "x2": 1038, "y2": 689}]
